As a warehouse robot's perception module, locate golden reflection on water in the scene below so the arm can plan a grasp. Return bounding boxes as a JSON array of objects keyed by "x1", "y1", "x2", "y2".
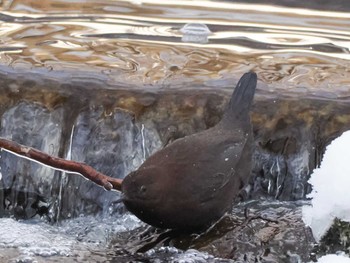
[{"x1": 1, "y1": 0, "x2": 350, "y2": 95}]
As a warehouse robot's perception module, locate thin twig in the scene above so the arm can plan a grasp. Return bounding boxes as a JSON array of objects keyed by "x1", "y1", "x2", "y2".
[{"x1": 0, "y1": 137, "x2": 122, "y2": 191}]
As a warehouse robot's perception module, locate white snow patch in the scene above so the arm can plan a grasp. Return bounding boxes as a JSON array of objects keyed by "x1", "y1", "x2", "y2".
[
  {"x1": 315, "y1": 254, "x2": 350, "y2": 263},
  {"x1": 303, "y1": 130, "x2": 350, "y2": 242}
]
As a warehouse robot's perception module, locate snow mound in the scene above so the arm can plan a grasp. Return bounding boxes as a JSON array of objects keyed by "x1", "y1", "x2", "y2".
[{"x1": 303, "y1": 130, "x2": 350, "y2": 242}]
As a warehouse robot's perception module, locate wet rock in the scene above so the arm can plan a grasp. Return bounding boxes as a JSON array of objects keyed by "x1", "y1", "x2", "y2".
[
  {"x1": 110, "y1": 201, "x2": 315, "y2": 263},
  {"x1": 314, "y1": 219, "x2": 350, "y2": 257},
  {"x1": 195, "y1": 201, "x2": 315, "y2": 262}
]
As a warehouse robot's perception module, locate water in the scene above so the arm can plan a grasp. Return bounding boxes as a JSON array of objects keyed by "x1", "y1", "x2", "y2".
[
  {"x1": 1, "y1": 0, "x2": 350, "y2": 262},
  {"x1": 1, "y1": 0, "x2": 350, "y2": 94}
]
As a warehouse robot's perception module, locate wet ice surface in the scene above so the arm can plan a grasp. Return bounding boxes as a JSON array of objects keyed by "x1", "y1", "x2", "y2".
[
  {"x1": 0, "y1": 215, "x2": 233, "y2": 263},
  {"x1": 0, "y1": 214, "x2": 141, "y2": 262},
  {"x1": 145, "y1": 247, "x2": 232, "y2": 263}
]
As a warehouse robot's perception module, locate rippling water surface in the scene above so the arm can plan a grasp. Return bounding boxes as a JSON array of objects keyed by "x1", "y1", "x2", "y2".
[
  {"x1": 1, "y1": 1, "x2": 350, "y2": 262},
  {"x1": 1, "y1": 0, "x2": 350, "y2": 95}
]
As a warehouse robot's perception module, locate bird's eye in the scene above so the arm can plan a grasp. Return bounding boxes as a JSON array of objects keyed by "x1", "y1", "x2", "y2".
[{"x1": 140, "y1": 185, "x2": 147, "y2": 193}]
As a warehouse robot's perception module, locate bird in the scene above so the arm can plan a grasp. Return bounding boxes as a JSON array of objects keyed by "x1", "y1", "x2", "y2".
[{"x1": 121, "y1": 72, "x2": 257, "y2": 230}]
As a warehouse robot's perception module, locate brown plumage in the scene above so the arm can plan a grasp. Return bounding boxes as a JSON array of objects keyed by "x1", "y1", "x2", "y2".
[{"x1": 122, "y1": 72, "x2": 257, "y2": 230}]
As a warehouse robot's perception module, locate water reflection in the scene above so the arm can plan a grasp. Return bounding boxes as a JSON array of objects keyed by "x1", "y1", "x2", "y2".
[{"x1": 0, "y1": 0, "x2": 350, "y2": 93}]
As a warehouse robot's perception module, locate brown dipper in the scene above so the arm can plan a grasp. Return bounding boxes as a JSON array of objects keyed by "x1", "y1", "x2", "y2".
[{"x1": 121, "y1": 72, "x2": 257, "y2": 230}]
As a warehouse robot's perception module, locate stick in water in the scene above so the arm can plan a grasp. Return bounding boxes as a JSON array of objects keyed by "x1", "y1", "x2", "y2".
[{"x1": 0, "y1": 137, "x2": 122, "y2": 191}]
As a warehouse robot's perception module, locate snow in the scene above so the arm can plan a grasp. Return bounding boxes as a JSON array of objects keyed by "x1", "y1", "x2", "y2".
[
  {"x1": 303, "y1": 130, "x2": 350, "y2": 242},
  {"x1": 315, "y1": 254, "x2": 350, "y2": 263}
]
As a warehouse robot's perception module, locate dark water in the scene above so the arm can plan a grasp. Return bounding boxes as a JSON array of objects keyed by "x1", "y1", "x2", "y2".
[{"x1": 1, "y1": 0, "x2": 350, "y2": 262}]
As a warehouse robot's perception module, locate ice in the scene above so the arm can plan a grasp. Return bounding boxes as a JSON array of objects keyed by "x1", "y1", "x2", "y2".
[
  {"x1": 171, "y1": 249, "x2": 215, "y2": 263},
  {"x1": 0, "y1": 102, "x2": 63, "y2": 195},
  {"x1": 252, "y1": 144, "x2": 311, "y2": 200},
  {"x1": 315, "y1": 254, "x2": 350, "y2": 263},
  {"x1": 146, "y1": 247, "x2": 230, "y2": 263},
  {"x1": 0, "y1": 101, "x2": 163, "y2": 221},
  {"x1": 302, "y1": 130, "x2": 350, "y2": 241},
  {"x1": 0, "y1": 218, "x2": 75, "y2": 257},
  {"x1": 0, "y1": 102, "x2": 64, "y2": 220},
  {"x1": 57, "y1": 106, "x2": 162, "y2": 219},
  {"x1": 0, "y1": 213, "x2": 140, "y2": 260}
]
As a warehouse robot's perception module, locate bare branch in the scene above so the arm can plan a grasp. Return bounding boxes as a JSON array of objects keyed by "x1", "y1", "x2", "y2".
[{"x1": 0, "y1": 137, "x2": 122, "y2": 191}]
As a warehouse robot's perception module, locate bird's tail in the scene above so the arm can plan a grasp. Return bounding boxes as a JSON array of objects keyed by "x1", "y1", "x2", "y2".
[{"x1": 221, "y1": 72, "x2": 257, "y2": 126}]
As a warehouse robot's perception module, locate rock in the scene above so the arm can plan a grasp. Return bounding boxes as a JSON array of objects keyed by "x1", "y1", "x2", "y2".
[{"x1": 110, "y1": 201, "x2": 315, "y2": 263}]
